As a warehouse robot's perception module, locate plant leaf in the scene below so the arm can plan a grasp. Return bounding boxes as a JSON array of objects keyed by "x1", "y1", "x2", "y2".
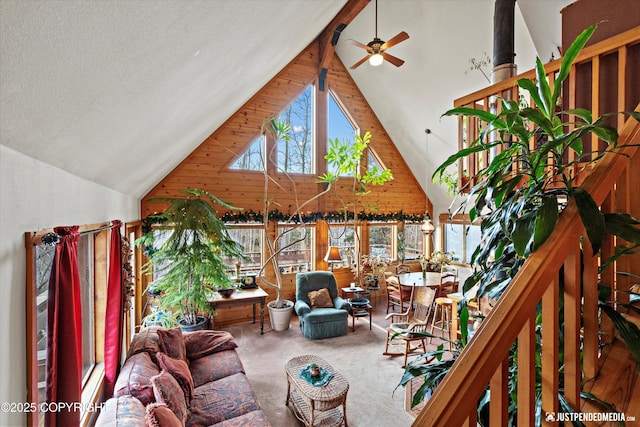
[
  {"x1": 604, "y1": 213, "x2": 640, "y2": 244},
  {"x1": 574, "y1": 187, "x2": 605, "y2": 255},
  {"x1": 600, "y1": 303, "x2": 640, "y2": 364},
  {"x1": 533, "y1": 195, "x2": 559, "y2": 250},
  {"x1": 552, "y1": 24, "x2": 597, "y2": 109},
  {"x1": 513, "y1": 215, "x2": 534, "y2": 257},
  {"x1": 535, "y1": 58, "x2": 553, "y2": 117}
]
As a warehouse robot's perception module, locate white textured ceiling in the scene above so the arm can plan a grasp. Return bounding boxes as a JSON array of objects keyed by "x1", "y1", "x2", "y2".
[{"x1": 1, "y1": 0, "x2": 573, "y2": 212}]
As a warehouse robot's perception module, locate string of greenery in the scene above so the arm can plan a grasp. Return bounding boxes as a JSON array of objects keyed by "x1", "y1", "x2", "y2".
[{"x1": 141, "y1": 209, "x2": 425, "y2": 232}]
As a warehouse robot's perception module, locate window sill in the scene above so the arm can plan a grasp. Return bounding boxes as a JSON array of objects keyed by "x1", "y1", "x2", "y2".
[{"x1": 80, "y1": 362, "x2": 104, "y2": 427}]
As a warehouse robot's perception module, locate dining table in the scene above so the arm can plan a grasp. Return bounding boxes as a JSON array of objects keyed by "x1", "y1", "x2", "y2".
[{"x1": 397, "y1": 271, "x2": 442, "y2": 288}]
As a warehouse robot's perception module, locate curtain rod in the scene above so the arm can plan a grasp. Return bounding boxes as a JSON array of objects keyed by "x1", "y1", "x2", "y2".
[{"x1": 29, "y1": 221, "x2": 118, "y2": 246}]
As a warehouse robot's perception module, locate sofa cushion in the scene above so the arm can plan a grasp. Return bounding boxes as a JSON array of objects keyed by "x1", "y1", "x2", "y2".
[
  {"x1": 211, "y1": 410, "x2": 271, "y2": 427},
  {"x1": 151, "y1": 370, "x2": 188, "y2": 425},
  {"x1": 95, "y1": 395, "x2": 146, "y2": 427},
  {"x1": 157, "y1": 352, "x2": 194, "y2": 404},
  {"x1": 145, "y1": 402, "x2": 183, "y2": 427},
  {"x1": 308, "y1": 288, "x2": 333, "y2": 308},
  {"x1": 127, "y1": 326, "x2": 162, "y2": 364},
  {"x1": 189, "y1": 349, "x2": 245, "y2": 388},
  {"x1": 184, "y1": 330, "x2": 237, "y2": 361},
  {"x1": 187, "y1": 373, "x2": 261, "y2": 427},
  {"x1": 114, "y1": 352, "x2": 160, "y2": 405},
  {"x1": 157, "y1": 327, "x2": 188, "y2": 363}
]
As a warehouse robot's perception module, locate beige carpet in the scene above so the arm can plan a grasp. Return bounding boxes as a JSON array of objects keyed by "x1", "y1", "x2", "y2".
[{"x1": 221, "y1": 311, "x2": 420, "y2": 427}]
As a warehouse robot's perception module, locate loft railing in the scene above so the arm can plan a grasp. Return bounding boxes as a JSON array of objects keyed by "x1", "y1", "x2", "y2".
[
  {"x1": 454, "y1": 27, "x2": 640, "y2": 191},
  {"x1": 413, "y1": 27, "x2": 640, "y2": 426}
]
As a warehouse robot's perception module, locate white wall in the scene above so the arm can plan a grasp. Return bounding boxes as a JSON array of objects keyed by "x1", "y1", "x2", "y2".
[{"x1": 0, "y1": 145, "x2": 139, "y2": 426}]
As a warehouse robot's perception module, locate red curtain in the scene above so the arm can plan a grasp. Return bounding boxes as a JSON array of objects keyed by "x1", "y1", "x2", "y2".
[
  {"x1": 45, "y1": 226, "x2": 82, "y2": 427},
  {"x1": 104, "y1": 220, "x2": 124, "y2": 397}
]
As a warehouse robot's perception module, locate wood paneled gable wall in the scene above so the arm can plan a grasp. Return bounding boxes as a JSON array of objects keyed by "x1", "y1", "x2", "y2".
[{"x1": 142, "y1": 40, "x2": 430, "y2": 218}]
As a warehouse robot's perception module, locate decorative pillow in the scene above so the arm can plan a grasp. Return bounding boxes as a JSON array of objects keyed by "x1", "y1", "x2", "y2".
[
  {"x1": 184, "y1": 330, "x2": 237, "y2": 361},
  {"x1": 145, "y1": 402, "x2": 183, "y2": 427},
  {"x1": 127, "y1": 326, "x2": 162, "y2": 364},
  {"x1": 151, "y1": 370, "x2": 188, "y2": 425},
  {"x1": 157, "y1": 352, "x2": 194, "y2": 404},
  {"x1": 157, "y1": 327, "x2": 188, "y2": 363},
  {"x1": 308, "y1": 288, "x2": 333, "y2": 308},
  {"x1": 113, "y1": 352, "x2": 160, "y2": 405}
]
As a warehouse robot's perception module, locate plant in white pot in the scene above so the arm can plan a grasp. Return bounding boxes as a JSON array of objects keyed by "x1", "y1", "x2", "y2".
[
  {"x1": 258, "y1": 119, "x2": 336, "y2": 330},
  {"x1": 138, "y1": 189, "x2": 248, "y2": 331}
]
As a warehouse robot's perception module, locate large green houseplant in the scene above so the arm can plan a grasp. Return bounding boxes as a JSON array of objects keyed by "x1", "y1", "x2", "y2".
[
  {"x1": 320, "y1": 131, "x2": 393, "y2": 283},
  {"x1": 399, "y1": 24, "x2": 640, "y2": 423},
  {"x1": 257, "y1": 119, "x2": 392, "y2": 330},
  {"x1": 139, "y1": 189, "x2": 247, "y2": 330}
]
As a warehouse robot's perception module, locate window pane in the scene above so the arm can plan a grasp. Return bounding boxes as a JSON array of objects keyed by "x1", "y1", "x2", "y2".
[
  {"x1": 443, "y1": 223, "x2": 464, "y2": 262},
  {"x1": 327, "y1": 92, "x2": 356, "y2": 176},
  {"x1": 77, "y1": 234, "x2": 95, "y2": 382},
  {"x1": 277, "y1": 225, "x2": 313, "y2": 273},
  {"x1": 369, "y1": 225, "x2": 392, "y2": 259},
  {"x1": 368, "y1": 151, "x2": 383, "y2": 171},
  {"x1": 35, "y1": 244, "x2": 55, "y2": 424},
  {"x1": 328, "y1": 225, "x2": 354, "y2": 268},
  {"x1": 223, "y1": 226, "x2": 262, "y2": 275},
  {"x1": 230, "y1": 135, "x2": 265, "y2": 171},
  {"x1": 403, "y1": 223, "x2": 423, "y2": 260},
  {"x1": 465, "y1": 224, "x2": 482, "y2": 264},
  {"x1": 278, "y1": 86, "x2": 313, "y2": 174}
]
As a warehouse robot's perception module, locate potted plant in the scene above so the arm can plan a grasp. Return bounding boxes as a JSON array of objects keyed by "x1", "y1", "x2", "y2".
[
  {"x1": 138, "y1": 189, "x2": 248, "y2": 331},
  {"x1": 258, "y1": 119, "x2": 336, "y2": 331}
]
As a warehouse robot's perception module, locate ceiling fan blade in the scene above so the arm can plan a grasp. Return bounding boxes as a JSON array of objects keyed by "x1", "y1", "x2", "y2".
[
  {"x1": 381, "y1": 52, "x2": 405, "y2": 67},
  {"x1": 350, "y1": 55, "x2": 371, "y2": 69},
  {"x1": 381, "y1": 31, "x2": 409, "y2": 50},
  {"x1": 345, "y1": 38, "x2": 370, "y2": 50}
]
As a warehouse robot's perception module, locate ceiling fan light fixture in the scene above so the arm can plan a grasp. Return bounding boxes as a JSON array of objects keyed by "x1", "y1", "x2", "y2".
[{"x1": 369, "y1": 53, "x2": 384, "y2": 66}]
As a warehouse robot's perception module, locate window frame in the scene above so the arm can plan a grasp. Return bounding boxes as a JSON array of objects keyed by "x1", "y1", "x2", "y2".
[
  {"x1": 25, "y1": 223, "x2": 114, "y2": 427},
  {"x1": 439, "y1": 214, "x2": 481, "y2": 265}
]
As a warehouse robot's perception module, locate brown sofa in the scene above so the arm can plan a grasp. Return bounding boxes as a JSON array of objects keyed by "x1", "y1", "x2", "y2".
[{"x1": 95, "y1": 326, "x2": 270, "y2": 426}]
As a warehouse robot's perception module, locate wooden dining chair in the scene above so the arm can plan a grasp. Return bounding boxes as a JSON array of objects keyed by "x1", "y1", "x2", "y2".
[
  {"x1": 386, "y1": 275, "x2": 413, "y2": 313},
  {"x1": 395, "y1": 263, "x2": 411, "y2": 275},
  {"x1": 383, "y1": 285, "x2": 437, "y2": 367},
  {"x1": 439, "y1": 272, "x2": 459, "y2": 297}
]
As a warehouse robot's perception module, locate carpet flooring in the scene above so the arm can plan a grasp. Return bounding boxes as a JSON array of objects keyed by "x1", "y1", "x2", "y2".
[{"x1": 219, "y1": 302, "x2": 442, "y2": 427}]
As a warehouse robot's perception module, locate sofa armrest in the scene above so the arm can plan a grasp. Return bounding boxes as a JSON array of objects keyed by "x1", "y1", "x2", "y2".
[
  {"x1": 334, "y1": 297, "x2": 350, "y2": 311},
  {"x1": 184, "y1": 330, "x2": 237, "y2": 361},
  {"x1": 294, "y1": 300, "x2": 311, "y2": 316}
]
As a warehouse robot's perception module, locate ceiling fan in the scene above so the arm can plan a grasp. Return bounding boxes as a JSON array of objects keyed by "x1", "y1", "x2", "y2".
[{"x1": 346, "y1": 0, "x2": 409, "y2": 69}]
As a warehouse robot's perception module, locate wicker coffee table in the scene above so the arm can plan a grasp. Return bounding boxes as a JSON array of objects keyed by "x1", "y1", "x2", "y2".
[{"x1": 285, "y1": 355, "x2": 349, "y2": 426}]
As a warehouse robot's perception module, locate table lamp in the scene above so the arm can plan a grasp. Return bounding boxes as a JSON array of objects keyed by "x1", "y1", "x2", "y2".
[{"x1": 324, "y1": 246, "x2": 342, "y2": 271}]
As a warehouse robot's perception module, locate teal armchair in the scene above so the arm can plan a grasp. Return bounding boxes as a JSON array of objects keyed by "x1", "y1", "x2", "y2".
[{"x1": 295, "y1": 271, "x2": 350, "y2": 340}]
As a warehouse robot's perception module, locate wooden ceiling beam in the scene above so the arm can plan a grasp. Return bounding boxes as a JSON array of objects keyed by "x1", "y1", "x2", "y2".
[{"x1": 318, "y1": 0, "x2": 370, "y2": 90}]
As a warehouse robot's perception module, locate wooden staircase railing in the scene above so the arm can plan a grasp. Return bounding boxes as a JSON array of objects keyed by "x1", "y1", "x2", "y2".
[{"x1": 413, "y1": 26, "x2": 640, "y2": 426}]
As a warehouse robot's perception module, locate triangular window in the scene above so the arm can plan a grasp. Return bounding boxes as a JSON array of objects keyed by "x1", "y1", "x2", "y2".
[
  {"x1": 327, "y1": 91, "x2": 357, "y2": 176},
  {"x1": 230, "y1": 135, "x2": 265, "y2": 171},
  {"x1": 368, "y1": 150, "x2": 384, "y2": 172},
  {"x1": 277, "y1": 85, "x2": 314, "y2": 174}
]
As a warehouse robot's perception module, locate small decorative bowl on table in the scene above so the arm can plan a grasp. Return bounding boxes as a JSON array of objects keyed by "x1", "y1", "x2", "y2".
[
  {"x1": 349, "y1": 297, "x2": 369, "y2": 307},
  {"x1": 217, "y1": 287, "x2": 236, "y2": 298}
]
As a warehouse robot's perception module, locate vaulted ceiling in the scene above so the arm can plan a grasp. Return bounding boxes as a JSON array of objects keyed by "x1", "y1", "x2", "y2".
[{"x1": 0, "y1": 0, "x2": 573, "y2": 214}]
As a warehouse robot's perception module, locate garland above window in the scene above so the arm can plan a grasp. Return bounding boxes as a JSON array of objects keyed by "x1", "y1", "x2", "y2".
[{"x1": 141, "y1": 209, "x2": 425, "y2": 230}]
